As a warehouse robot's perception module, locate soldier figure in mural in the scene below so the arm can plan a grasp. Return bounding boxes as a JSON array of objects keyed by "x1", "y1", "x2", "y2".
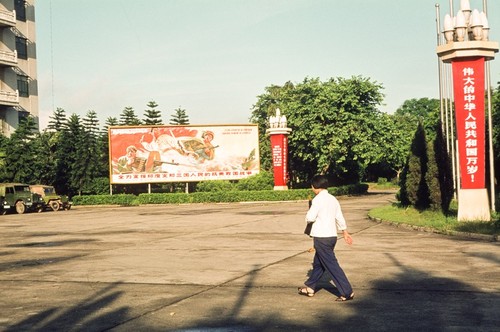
[
  {"x1": 116, "y1": 145, "x2": 162, "y2": 173},
  {"x1": 116, "y1": 145, "x2": 145, "y2": 173},
  {"x1": 162, "y1": 130, "x2": 219, "y2": 165}
]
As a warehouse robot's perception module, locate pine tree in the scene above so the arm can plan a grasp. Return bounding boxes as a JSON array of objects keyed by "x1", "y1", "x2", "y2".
[
  {"x1": 169, "y1": 107, "x2": 190, "y2": 125},
  {"x1": 402, "y1": 122, "x2": 430, "y2": 210},
  {"x1": 425, "y1": 140, "x2": 441, "y2": 210},
  {"x1": 81, "y1": 111, "x2": 103, "y2": 189},
  {"x1": 3, "y1": 116, "x2": 38, "y2": 183},
  {"x1": 31, "y1": 130, "x2": 59, "y2": 185},
  {"x1": 54, "y1": 114, "x2": 84, "y2": 196},
  {"x1": 0, "y1": 134, "x2": 7, "y2": 181},
  {"x1": 47, "y1": 107, "x2": 67, "y2": 132},
  {"x1": 100, "y1": 116, "x2": 119, "y2": 178},
  {"x1": 433, "y1": 120, "x2": 454, "y2": 213},
  {"x1": 105, "y1": 117, "x2": 119, "y2": 128},
  {"x1": 119, "y1": 107, "x2": 141, "y2": 126},
  {"x1": 143, "y1": 101, "x2": 163, "y2": 125}
]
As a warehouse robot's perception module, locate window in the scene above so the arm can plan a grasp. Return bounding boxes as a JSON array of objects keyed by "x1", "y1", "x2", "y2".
[
  {"x1": 17, "y1": 75, "x2": 29, "y2": 97},
  {"x1": 16, "y1": 37, "x2": 28, "y2": 59},
  {"x1": 15, "y1": 0, "x2": 26, "y2": 21}
]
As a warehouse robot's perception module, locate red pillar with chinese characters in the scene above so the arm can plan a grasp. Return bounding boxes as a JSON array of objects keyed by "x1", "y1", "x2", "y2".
[
  {"x1": 437, "y1": 39, "x2": 498, "y2": 221},
  {"x1": 266, "y1": 109, "x2": 292, "y2": 190},
  {"x1": 452, "y1": 57, "x2": 486, "y2": 189}
]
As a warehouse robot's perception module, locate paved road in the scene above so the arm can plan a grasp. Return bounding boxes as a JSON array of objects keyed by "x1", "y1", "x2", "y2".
[{"x1": 0, "y1": 192, "x2": 498, "y2": 331}]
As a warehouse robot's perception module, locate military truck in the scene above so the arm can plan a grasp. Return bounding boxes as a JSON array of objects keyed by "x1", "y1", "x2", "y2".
[
  {"x1": 30, "y1": 184, "x2": 72, "y2": 211},
  {"x1": 0, "y1": 183, "x2": 45, "y2": 214}
]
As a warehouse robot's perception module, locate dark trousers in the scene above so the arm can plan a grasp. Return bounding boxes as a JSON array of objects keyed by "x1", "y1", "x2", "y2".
[{"x1": 305, "y1": 236, "x2": 353, "y2": 297}]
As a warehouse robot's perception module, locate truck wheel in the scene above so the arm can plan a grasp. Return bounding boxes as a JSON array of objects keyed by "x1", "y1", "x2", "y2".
[
  {"x1": 15, "y1": 201, "x2": 26, "y2": 214},
  {"x1": 50, "y1": 201, "x2": 61, "y2": 211}
]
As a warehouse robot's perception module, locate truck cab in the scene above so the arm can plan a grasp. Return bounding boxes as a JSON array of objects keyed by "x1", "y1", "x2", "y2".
[{"x1": 0, "y1": 183, "x2": 45, "y2": 214}]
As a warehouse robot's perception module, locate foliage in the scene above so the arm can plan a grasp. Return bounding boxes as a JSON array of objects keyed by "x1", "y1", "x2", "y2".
[
  {"x1": 170, "y1": 107, "x2": 190, "y2": 125},
  {"x1": 30, "y1": 130, "x2": 58, "y2": 184},
  {"x1": 425, "y1": 140, "x2": 441, "y2": 210},
  {"x1": 400, "y1": 120, "x2": 453, "y2": 214},
  {"x1": 400, "y1": 122, "x2": 429, "y2": 209},
  {"x1": 368, "y1": 203, "x2": 498, "y2": 236},
  {"x1": 195, "y1": 180, "x2": 235, "y2": 192},
  {"x1": 250, "y1": 76, "x2": 386, "y2": 186},
  {"x1": 119, "y1": 107, "x2": 141, "y2": 125},
  {"x1": 433, "y1": 120, "x2": 454, "y2": 213},
  {"x1": 81, "y1": 177, "x2": 110, "y2": 195},
  {"x1": 2, "y1": 116, "x2": 38, "y2": 183},
  {"x1": 491, "y1": 82, "x2": 500, "y2": 194},
  {"x1": 395, "y1": 98, "x2": 440, "y2": 140},
  {"x1": 71, "y1": 183, "x2": 369, "y2": 205},
  {"x1": 235, "y1": 171, "x2": 274, "y2": 191},
  {"x1": 73, "y1": 194, "x2": 138, "y2": 206},
  {"x1": 0, "y1": 76, "x2": 490, "y2": 209},
  {"x1": 0, "y1": 135, "x2": 6, "y2": 174},
  {"x1": 143, "y1": 101, "x2": 163, "y2": 125},
  {"x1": 47, "y1": 107, "x2": 67, "y2": 131}
]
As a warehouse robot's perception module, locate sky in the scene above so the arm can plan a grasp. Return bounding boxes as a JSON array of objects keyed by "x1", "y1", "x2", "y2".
[{"x1": 34, "y1": 0, "x2": 500, "y2": 129}]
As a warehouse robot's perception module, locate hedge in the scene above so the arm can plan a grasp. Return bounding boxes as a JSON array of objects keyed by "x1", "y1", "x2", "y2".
[{"x1": 71, "y1": 183, "x2": 369, "y2": 206}]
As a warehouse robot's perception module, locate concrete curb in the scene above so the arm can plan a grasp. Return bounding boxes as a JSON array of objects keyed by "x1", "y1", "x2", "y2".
[{"x1": 368, "y1": 215, "x2": 498, "y2": 242}]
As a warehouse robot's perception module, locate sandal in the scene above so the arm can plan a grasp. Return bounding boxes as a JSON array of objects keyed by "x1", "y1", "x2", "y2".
[
  {"x1": 298, "y1": 287, "x2": 315, "y2": 297},
  {"x1": 335, "y1": 292, "x2": 355, "y2": 302}
]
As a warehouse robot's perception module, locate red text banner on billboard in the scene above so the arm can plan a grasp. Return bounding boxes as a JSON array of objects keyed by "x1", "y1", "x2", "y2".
[
  {"x1": 452, "y1": 57, "x2": 486, "y2": 189},
  {"x1": 109, "y1": 125, "x2": 260, "y2": 184}
]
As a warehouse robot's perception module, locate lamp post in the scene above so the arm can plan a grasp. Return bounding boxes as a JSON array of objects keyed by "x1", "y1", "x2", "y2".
[
  {"x1": 436, "y1": 0, "x2": 498, "y2": 221},
  {"x1": 266, "y1": 108, "x2": 292, "y2": 190}
]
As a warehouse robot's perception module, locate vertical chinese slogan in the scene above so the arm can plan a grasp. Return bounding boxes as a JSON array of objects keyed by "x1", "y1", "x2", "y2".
[{"x1": 452, "y1": 57, "x2": 486, "y2": 189}]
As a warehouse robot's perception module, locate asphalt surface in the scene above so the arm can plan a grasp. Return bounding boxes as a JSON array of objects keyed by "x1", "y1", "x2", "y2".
[{"x1": 0, "y1": 191, "x2": 498, "y2": 332}]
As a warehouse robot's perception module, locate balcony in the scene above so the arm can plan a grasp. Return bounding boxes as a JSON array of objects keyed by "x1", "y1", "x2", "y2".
[
  {"x1": 0, "y1": 89, "x2": 19, "y2": 106},
  {"x1": 0, "y1": 49, "x2": 17, "y2": 67},
  {"x1": 0, "y1": 9, "x2": 15, "y2": 27}
]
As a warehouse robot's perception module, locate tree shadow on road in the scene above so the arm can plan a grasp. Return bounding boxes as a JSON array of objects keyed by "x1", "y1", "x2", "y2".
[
  {"x1": 4, "y1": 283, "x2": 129, "y2": 332},
  {"x1": 4, "y1": 255, "x2": 499, "y2": 331}
]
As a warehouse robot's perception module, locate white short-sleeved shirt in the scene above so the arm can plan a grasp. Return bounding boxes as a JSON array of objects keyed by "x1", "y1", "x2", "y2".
[{"x1": 305, "y1": 189, "x2": 347, "y2": 237}]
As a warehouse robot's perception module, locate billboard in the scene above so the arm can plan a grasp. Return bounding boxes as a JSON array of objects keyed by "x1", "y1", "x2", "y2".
[{"x1": 109, "y1": 125, "x2": 260, "y2": 184}]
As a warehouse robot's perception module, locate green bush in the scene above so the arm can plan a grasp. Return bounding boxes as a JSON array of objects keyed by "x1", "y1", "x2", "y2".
[
  {"x1": 71, "y1": 183, "x2": 369, "y2": 206},
  {"x1": 377, "y1": 177, "x2": 388, "y2": 185},
  {"x1": 236, "y1": 171, "x2": 274, "y2": 191},
  {"x1": 195, "y1": 180, "x2": 235, "y2": 192},
  {"x1": 72, "y1": 194, "x2": 138, "y2": 206},
  {"x1": 82, "y1": 177, "x2": 110, "y2": 195}
]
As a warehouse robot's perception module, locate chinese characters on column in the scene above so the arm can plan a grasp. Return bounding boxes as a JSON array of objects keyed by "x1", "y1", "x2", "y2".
[
  {"x1": 270, "y1": 134, "x2": 289, "y2": 187},
  {"x1": 463, "y1": 67, "x2": 479, "y2": 182},
  {"x1": 452, "y1": 57, "x2": 486, "y2": 189}
]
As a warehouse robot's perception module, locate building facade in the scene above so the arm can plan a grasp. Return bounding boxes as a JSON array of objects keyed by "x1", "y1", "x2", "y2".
[{"x1": 0, "y1": 0, "x2": 37, "y2": 137}]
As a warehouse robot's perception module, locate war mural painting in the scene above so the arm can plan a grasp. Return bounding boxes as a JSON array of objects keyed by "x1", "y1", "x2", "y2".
[{"x1": 109, "y1": 125, "x2": 260, "y2": 184}]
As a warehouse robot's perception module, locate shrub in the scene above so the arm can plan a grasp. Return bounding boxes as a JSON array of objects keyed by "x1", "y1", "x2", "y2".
[
  {"x1": 236, "y1": 171, "x2": 274, "y2": 191},
  {"x1": 73, "y1": 194, "x2": 137, "y2": 206},
  {"x1": 195, "y1": 180, "x2": 235, "y2": 192},
  {"x1": 377, "y1": 177, "x2": 388, "y2": 185},
  {"x1": 82, "y1": 177, "x2": 110, "y2": 195},
  {"x1": 72, "y1": 183, "x2": 369, "y2": 206}
]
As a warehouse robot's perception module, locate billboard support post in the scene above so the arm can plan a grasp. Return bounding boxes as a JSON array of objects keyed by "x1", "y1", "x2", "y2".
[{"x1": 266, "y1": 108, "x2": 292, "y2": 190}]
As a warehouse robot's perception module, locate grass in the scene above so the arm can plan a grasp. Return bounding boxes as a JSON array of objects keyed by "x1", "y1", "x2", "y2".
[
  {"x1": 366, "y1": 181, "x2": 399, "y2": 191},
  {"x1": 368, "y1": 202, "x2": 499, "y2": 237}
]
